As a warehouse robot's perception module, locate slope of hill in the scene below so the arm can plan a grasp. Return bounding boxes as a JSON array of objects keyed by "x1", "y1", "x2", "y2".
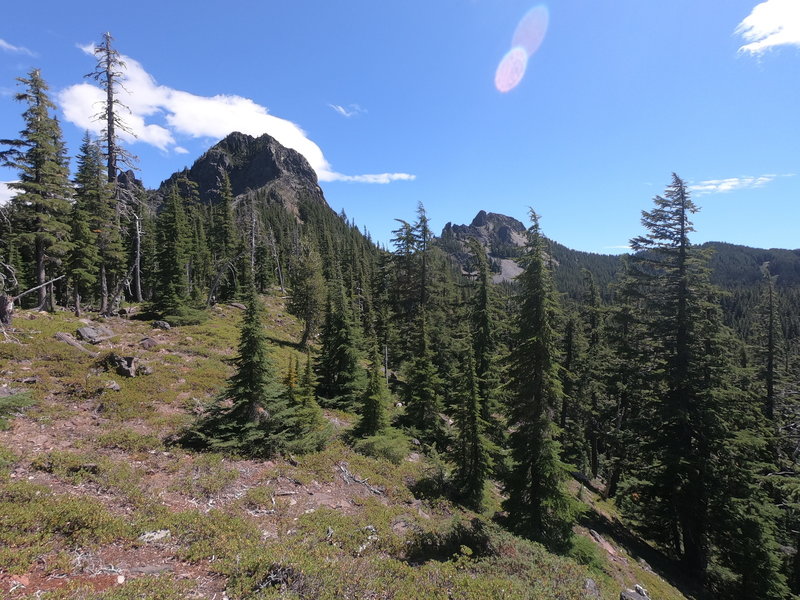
[{"x1": 0, "y1": 294, "x2": 689, "y2": 600}]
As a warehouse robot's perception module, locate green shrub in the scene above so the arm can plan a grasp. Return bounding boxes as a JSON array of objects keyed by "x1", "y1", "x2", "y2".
[
  {"x1": 0, "y1": 444, "x2": 17, "y2": 473},
  {"x1": 95, "y1": 428, "x2": 164, "y2": 453},
  {"x1": 162, "y1": 307, "x2": 209, "y2": 326},
  {"x1": 352, "y1": 428, "x2": 410, "y2": 465},
  {"x1": 176, "y1": 452, "x2": 239, "y2": 498},
  {"x1": 0, "y1": 390, "x2": 34, "y2": 429},
  {"x1": 568, "y1": 533, "x2": 607, "y2": 573},
  {"x1": 36, "y1": 576, "x2": 191, "y2": 599},
  {"x1": 30, "y1": 450, "x2": 146, "y2": 504}
]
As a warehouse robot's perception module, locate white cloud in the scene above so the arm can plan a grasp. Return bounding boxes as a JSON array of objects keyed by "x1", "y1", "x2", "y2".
[
  {"x1": 736, "y1": 0, "x2": 800, "y2": 55},
  {"x1": 0, "y1": 182, "x2": 17, "y2": 205},
  {"x1": 327, "y1": 172, "x2": 416, "y2": 184},
  {"x1": 0, "y1": 39, "x2": 35, "y2": 56},
  {"x1": 689, "y1": 173, "x2": 792, "y2": 195},
  {"x1": 59, "y1": 49, "x2": 410, "y2": 184},
  {"x1": 328, "y1": 103, "x2": 365, "y2": 118}
]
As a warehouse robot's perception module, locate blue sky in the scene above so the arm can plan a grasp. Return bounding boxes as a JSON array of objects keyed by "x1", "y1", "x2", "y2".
[{"x1": 1, "y1": 0, "x2": 798, "y2": 252}]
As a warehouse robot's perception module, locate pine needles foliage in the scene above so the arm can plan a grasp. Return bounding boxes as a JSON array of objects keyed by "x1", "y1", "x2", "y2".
[{"x1": 178, "y1": 291, "x2": 293, "y2": 458}]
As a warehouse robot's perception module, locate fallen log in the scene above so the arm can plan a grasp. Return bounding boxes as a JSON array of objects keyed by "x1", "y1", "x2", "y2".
[
  {"x1": 1, "y1": 275, "x2": 66, "y2": 325},
  {"x1": 54, "y1": 332, "x2": 100, "y2": 358}
]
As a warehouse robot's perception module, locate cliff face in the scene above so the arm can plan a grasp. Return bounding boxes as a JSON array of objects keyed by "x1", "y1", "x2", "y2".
[
  {"x1": 155, "y1": 132, "x2": 326, "y2": 215},
  {"x1": 440, "y1": 210, "x2": 529, "y2": 283}
]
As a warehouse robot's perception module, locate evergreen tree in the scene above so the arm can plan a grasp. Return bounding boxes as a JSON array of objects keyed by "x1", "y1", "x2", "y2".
[
  {"x1": 504, "y1": 211, "x2": 577, "y2": 551},
  {"x1": 601, "y1": 263, "x2": 653, "y2": 498},
  {"x1": 467, "y1": 239, "x2": 504, "y2": 441},
  {"x1": 402, "y1": 310, "x2": 446, "y2": 447},
  {"x1": 289, "y1": 243, "x2": 327, "y2": 348},
  {"x1": 67, "y1": 144, "x2": 99, "y2": 316},
  {"x1": 1, "y1": 69, "x2": 72, "y2": 310},
  {"x1": 622, "y1": 174, "x2": 787, "y2": 595},
  {"x1": 73, "y1": 133, "x2": 123, "y2": 314},
  {"x1": 179, "y1": 290, "x2": 291, "y2": 457},
  {"x1": 209, "y1": 173, "x2": 239, "y2": 302},
  {"x1": 757, "y1": 266, "x2": 781, "y2": 421},
  {"x1": 285, "y1": 355, "x2": 329, "y2": 454},
  {"x1": 355, "y1": 351, "x2": 391, "y2": 437},
  {"x1": 315, "y1": 279, "x2": 365, "y2": 409},
  {"x1": 453, "y1": 350, "x2": 495, "y2": 509},
  {"x1": 558, "y1": 311, "x2": 590, "y2": 473},
  {"x1": 153, "y1": 186, "x2": 190, "y2": 316}
]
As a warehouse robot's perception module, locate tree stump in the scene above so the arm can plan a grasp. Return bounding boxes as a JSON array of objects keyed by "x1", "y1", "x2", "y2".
[{"x1": 0, "y1": 295, "x2": 13, "y2": 326}]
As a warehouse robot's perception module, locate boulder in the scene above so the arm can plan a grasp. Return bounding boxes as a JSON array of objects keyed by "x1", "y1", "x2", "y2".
[
  {"x1": 620, "y1": 585, "x2": 650, "y2": 600},
  {"x1": 139, "y1": 337, "x2": 158, "y2": 350},
  {"x1": 118, "y1": 306, "x2": 139, "y2": 318},
  {"x1": 76, "y1": 325, "x2": 115, "y2": 344},
  {"x1": 229, "y1": 302, "x2": 247, "y2": 310},
  {"x1": 138, "y1": 529, "x2": 171, "y2": 543},
  {"x1": 583, "y1": 578, "x2": 601, "y2": 598},
  {"x1": 104, "y1": 353, "x2": 152, "y2": 378},
  {"x1": 152, "y1": 320, "x2": 171, "y2": 330}
]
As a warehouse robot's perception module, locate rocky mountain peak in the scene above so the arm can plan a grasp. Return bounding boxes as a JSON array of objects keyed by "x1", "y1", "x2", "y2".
[
  {"x1": 155, "y1": 132, "x2": 325, "y2": 213},
  {"x1": 440, "y1": 210, "x2": 529, "y2": 283}
]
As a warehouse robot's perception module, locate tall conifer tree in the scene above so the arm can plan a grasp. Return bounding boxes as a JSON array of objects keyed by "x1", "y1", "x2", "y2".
[
  {"x1": 180, "y1": 289, "x2": 291, "y2": 457},
  {"x1": 453, "y1": 350, "x2": 494, "y2": 509},
  {"x1": 1, "y1": 69, "x2": 72, "y2": 310},
  {"x1": 504, "y1": 211, "x2": 577, "y2": 551},
  {"x1": 153, "y1": 186, "x2": 190, "y2": 316},
  {"x1": 623, "y1": 174, "x2": 787, "y2": 595}
]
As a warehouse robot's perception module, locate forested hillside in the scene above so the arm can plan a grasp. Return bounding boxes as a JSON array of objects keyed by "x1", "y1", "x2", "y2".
[{"x1": 1, "y1": 53, "x2": 800, "y2": 600}]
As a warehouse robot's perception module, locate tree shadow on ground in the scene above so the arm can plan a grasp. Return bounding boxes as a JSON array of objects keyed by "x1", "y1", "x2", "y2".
[
  {"x1": 579, "y1": 506, "x2": 706, "y2": 600},
  {"x1": 266, "y1": 335, "x2": 304, "y2": 352}
]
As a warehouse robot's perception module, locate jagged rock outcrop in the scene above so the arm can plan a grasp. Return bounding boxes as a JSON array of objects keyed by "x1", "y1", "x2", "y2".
[
  {"x1": 439, "y1": 210, "x2": 529, "y2": 283},
  {"x1": 155, "y1": 132, "x2": 325, "y2": 215}
]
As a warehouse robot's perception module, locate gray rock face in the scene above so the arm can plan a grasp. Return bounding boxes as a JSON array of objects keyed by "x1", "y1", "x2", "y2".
[
  {"x1": 76, "y1": 325, "x2": 115, "y2": 344},
  {"x1": 620, "y1": 585, "x2": 650, "y2": 600},
  {"x1": 443, "y1": 210, "x2": 527, "y2": 254},
  {"x1": 104, "y1": 353, "x2": 152, "y2": 378},
  {"x1": 139, "y1": 337, "x2": 158, "y2": 350},
  {"x1": 155, "y1": 132, "x2": 325, "y2": 215},
  {"x1": 439, "y1": 210, "x2": 529, "y2": 283},
  {"x1": 583, "y1": 578, "x2": 601, "y2": 598}
]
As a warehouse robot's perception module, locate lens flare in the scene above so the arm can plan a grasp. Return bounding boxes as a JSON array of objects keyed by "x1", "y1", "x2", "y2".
[
  {"x1": 494, "y1": 46, "x2": 528, "y2": 93},
  {"x1": 494, "y1": 4, "x2": 549, "y2": 93},
  {"x1": 512, "y1": 5, "x2": 549, "y2": 57}
]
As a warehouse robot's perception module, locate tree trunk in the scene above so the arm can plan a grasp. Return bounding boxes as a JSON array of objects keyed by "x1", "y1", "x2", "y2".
[
  {"x1": 0, "y1": 294, "x2": 12, "y2": 325},
  {"x1": 132, "y1": 212, "x2": 143, "y2": 302},
  {"x1": 99, "y1": 263, "x2": 108, "y2": 315},
  {"x1": 47, "y1": 281, "x2": 56, "y2": 313},
  {"x1": 36, "y1": 237, "x2": 46, "y2": 308}
]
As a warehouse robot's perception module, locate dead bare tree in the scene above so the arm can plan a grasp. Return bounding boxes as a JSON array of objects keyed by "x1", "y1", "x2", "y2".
[{"x1": 0, "y1": 274, "x2": 65, "y2": 325}]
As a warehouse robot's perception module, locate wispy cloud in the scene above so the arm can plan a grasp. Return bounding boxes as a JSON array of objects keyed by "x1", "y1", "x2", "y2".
[
  {"x1": 736, "y1": 0, "x2": 800, "y2": 55},
  {"x1": 689, "y1": 173, "x2": 792, "y2": 195},
  {"x1": 0, "y1": 182, "x2": 17, "y2": 205},
  {"x1": 0, "y1": 39, "x2": 35, "y2": 56},
  {"x1": 59, "y1": 47, "x2": 411, "y2": 184},
  {"x1": 326, "y1": 172, "x2": 416, "y2": 184},
  {"x1": 604, "y1": 245, "x2": 632, "y2": 250},
  {"x1": 328, "y1": 103, "x2": 365, "y2": 118}
]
